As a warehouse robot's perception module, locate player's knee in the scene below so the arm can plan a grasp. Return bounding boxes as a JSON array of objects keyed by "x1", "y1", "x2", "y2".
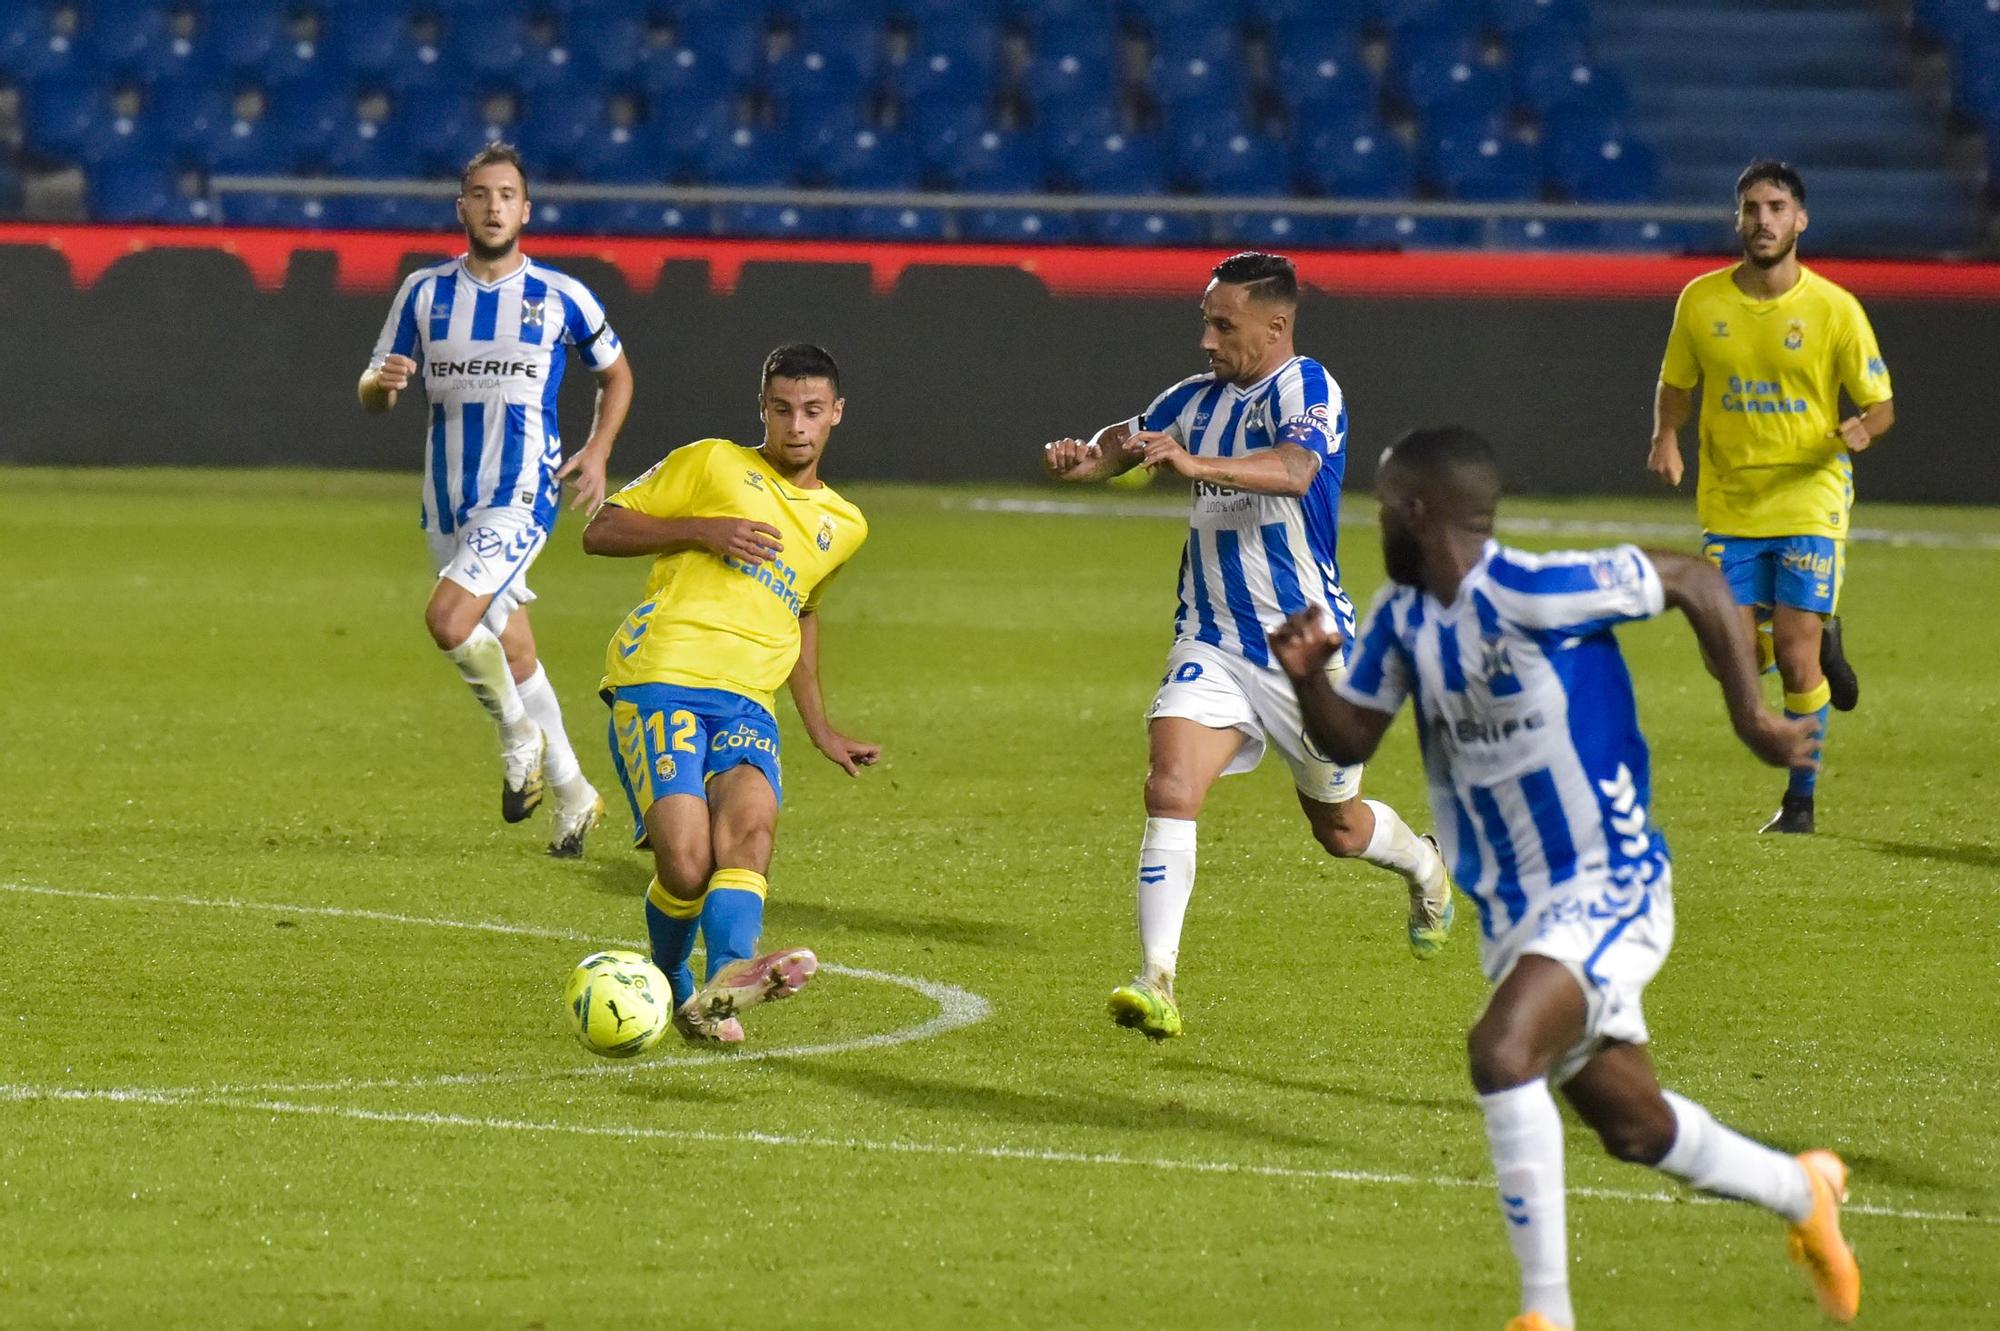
[
  {"x1": 1312, "y1": 812, "x2": 1370, "y2": 857},
  {"x1": 653, "y1": 847, "x2": 709, "y2": 899},
  {"x1": 424, "y1": 600, "x2": 475, "y2": 651},
  {"x1": 1466, "y1": 1027, "x2": 1547, "y2": 1095},
  {"x1": 712, "y1": 824, "x2": 772, "y2": 872},
  {"x1": 1593, "y1": 1113, "x2": 1673, "y2": 1166},
  {"x1": 1143, "y1": 768, "x2": 1202, "y2": 819}
]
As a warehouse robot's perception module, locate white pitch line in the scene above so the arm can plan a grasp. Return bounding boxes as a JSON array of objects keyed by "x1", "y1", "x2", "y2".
[
  {"x1": 949, "y1": 496, "x2": 2000, "y2": 551},
  {"x1": 3, "y1": 1083, "x2": 1989, "y2": 1227},
  {"x1": 0, "y1": 881, "x2": 992, "y2": 1095}
]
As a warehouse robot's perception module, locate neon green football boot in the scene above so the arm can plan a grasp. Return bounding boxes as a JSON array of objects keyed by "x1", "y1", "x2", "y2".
[
  {"x1": 1408, "y1": 834, "x2": 1456, "y2": 961},
  {"x1": 1107, "y1": 976, "x2": 1183, "y2": 1040}
]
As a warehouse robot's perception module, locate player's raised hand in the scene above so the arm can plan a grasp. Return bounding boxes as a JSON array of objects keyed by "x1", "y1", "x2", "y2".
[
  {"x1": 1829, "y1": 416, "x2": 1874, "y2": 452},
  {"x1": 556, "y1": 446, "x2": 609, "y2": 512},
  {"x1": 702, "y1": 518, "x2": 784, "y2": 565},
  {"x1": 813, "y1": 729, "x2": 881, "y2": 776},
  {"x1": 1127, "y1": 430, "x2": 1196, "y2": 477},
  {"x1": 1737, "y1": 707, "x2": 1822, "y2": 771},
  {"x1": 375, "y1": 353, "x2": 418, "y2": 392},
  {"x1": 1267, "y1": 609, "x2": 1344, "y2": 680},
  {"x1": 1043, "y1": 437, "x2": 1102, "y2": 481},
  {"x1": 1646, "y1": 433, "x2": 1684, "y2": 487}
]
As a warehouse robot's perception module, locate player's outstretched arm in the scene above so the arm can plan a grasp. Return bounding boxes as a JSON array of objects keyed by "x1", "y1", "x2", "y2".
[
  {"x1": 789, "y1": 610, "x2": 879, "y2": 776},
  {"x1": 357, "y1": 355, "x2": 417, "y2": 414},
  {"x1": 1130, "y1": 435, "x2": 1320, "y2": 497},
  {"x1": 1268, "y1": 610, "x2": 1395, "y2": 766},
  {"x1": 581, "y1": 503, "x2": 782, "y2": 564},
  {"x1": 1043, "y1": 421, "x2": 1141, "y2": 483},
  {"x1": 1647, "y1": 381, "x2": 1692, "y2": 486},
  {"x1": 556, "y1": 355, "x2": 635, "y2": 513},
  {"x1": 1651, "y1": 550, "x2": 1819, "y2": 770}
]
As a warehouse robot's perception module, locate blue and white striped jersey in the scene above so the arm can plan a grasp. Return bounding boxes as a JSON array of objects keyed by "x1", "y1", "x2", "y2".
[
  {"x1": 1337, "y1": 542, "x2": 1672, "y2": 956},
  {"x1": 369, "y1": 256, "x2": 624, "y2": 535},
  {"x1": 1135, "y1": 356, "x2": 1354, "y2": 667}
]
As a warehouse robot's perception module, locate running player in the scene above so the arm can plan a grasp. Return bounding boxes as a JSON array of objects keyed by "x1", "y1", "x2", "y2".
[
  {"x1": 1041, "y1": 251, "x2": 1453, "y2": 1042},
  {"x1": 1647, "y1": 159, "x2": 1894, "y2": 834},
  {"x1": 359, "y1": 143, "x2": 633, "y2": 857},
  {"x1": 583, "y1": 343, "x2": 876, "y2": 1044},
  {"x1": 1272, "y1": 426, "x2": 1857, "y2": 1331}
]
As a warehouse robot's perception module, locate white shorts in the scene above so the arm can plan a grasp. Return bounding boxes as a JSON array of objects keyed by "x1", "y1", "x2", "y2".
[
  {"x1": 1489, "y1": 870, "x2": 1677, "y2": 1085},
  {"x1": 1145, "y1": 638, "x2": 1365, "y2": 805},
  {"x1": 425, "y1": 504, "x2": 547, "y2": 636}
]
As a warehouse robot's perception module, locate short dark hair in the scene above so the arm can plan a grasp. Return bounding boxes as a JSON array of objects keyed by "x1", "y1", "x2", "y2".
[
  {"x1": 761, "y1": 342, "x2": 841, "y2": 395},
  {"x1": 1210, "y1": 251, "x2": 1299, "y2": 306},
  {"x1": 1735, "y1": 158, "x2": 1805, "y2": 206},
  {"x1": 461, "y1": 141, "x2": 528, "y2": 195},
  {"x1": 1381, "y1": 426, "x2": 1504, "y2": 510}
]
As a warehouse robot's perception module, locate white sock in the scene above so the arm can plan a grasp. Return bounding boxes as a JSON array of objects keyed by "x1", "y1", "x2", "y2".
[
  {"x1": 1136, "y1": 817, "x2": 1197, "y2": 984},
  {"x1": 1657, "y1": 1090, "x2": 1814, "y2": 1223},
  {"x1": 516, "y1": 663, "x2": 589, "y2": 796},
  {"x1": 1358, "y1": 798, "x2": 1443, "y2": 890},
  {"x1": 443, "y1": 625, "x2": 533, "y2": 740},
  {"x1": 1481, "y1": 1079, "x2": 1574, "y2": 1328}
]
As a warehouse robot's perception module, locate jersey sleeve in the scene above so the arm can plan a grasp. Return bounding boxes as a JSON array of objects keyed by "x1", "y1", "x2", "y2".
[
  {"x1": 1658, "y1": 283, "x2": 1701, "y2": 390},
  {"x1": 1271, "y1": 358, "x2": 1343, "y2": 459},
  {"x1": 1131, "y1": 374, "x2": 1209, "y2": 443},
  {"x1": 558, "y1": 280, "x2": 624, "y2": 371},
  {"x1": 1831, "y1": 292, "x2": 1892, "y2": 408},
  {"x1": 368, "y1": 270, "x2": 427, "y2": 370},
  {"x1": 1483, "y1": 544, "x2": 1666, "y2": 636},
  {"x1": 1333, "y1": 586, "x2": 1412, "y2": 716},
  {"x1": 603, "y1": 440, "x2": 713, "y2": 518}
]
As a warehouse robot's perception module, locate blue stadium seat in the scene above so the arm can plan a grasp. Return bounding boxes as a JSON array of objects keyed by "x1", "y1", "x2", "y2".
[
  {"x1": 695, "y1": 123, "x2": 797, "y2": 187},
  {"x1": 1128, "y1": 0, "x2": 1247, "y2": 38},
  {"x1": 1271, "y1": 29, "x2": 1375, "y2": 117},
  {"x1": 643, "y1": 37, "x2": 757, "y2": 102},
  {"x1": 959, "y1": 206, "x2": 1079, "y2": 243},
  {"x1": 1397, "y1": 27, "x2": 1511, "y2": 122},
  {"x1": 894, "y1": 19, "x2": 1002, "y2": 106},
  {"x1": 1595, "y1": 219, "x2": 1713, "y2": 253},
  {"x1": 20, "y1": 77, "x2": 105, "y2": 159},
  {"x1": 1426, "y1": 121, "x2": 1539, "y2": 201},
  {"x1": 895, "y1": 0, "x2": 1000, "y2": 25},
  {"x1": 1022, "y1": 45, "x2": 1118, "y2": 112},
  {"x1": 1056, "y1": 129, "x2": 1169, "y2": 193},
  {"x1": 783, "y1": 0, "x2": 895, "y2": 24},
  {"x1": 255, "y1": 16, "x2": 337, "y2": 91},
  {"x1": 1503, "y1": 20, "x2": 1587, "y2": 77},
  {"x1": 719, "y1": 202, "x2": 846, "y2": 238},
  {"x1": 1222, "y1": 210, "x2": 1347, "y2": 249},
  {"x1": 564, "y1": 4, "x2": 649, "y2": 79},
  {"x1": 320, "y1": 113, "x2": 402, "y2": 179},
  {"x1": 654, "y1": 95, "x2": 741, "y2": 176},
  {"x1": 336, "y1": 7, "x2": 409, "y2": 81},
  {"x1": 1259, "y1": 0, "x2": 1371, "y2": 28},
  {"x1": 93, "y1": 6, "x2": 171, "y2": 78},
  {"x1": 1517, "y1": 55, "x2": 1628, "y2": 122},
  {"x1": 1021, "y1": 7, "x2": 1120, "y2": 71},
  {"x1": 197, "y1": 105, "x2": 297, "y2": 176},
  {"x1": 1914, "y1": 0, "x2": 2000, "y2": 44},
  {"x1": 764, "y1": 36, "x2": 877, "y2": 107},
  {"x1": 1087, "y1": 207, "x2": 1209, "y2": 245},
  {"x1": 1177, "y1": 125, "x2": 1293, "y2": 196},
  {"x1": 1488, "y1": 0, "x2": 1589, "y2": 39},
  {"x1": 934, "y1": 126, "x2": 1043, "y2": 192},
  {"x1": 598, "y1": 200, "x2": 715, "y2": 236},
  {"x1": 910, "y1": 94, "x2": 998, "y2": 178},
  {"x1": 819, "y1": 126, "x2": 923, "y2": 189},
  {"x1": 1295, "y1": 113, "x2": 1415, "y2": 197},
  {"x1": 1148, "y1": 44, "x2": 1249, "y2": 115},
  {"x1": 1489, "y1": 216, "x2": 1597, "y2": 250},
  {"x1": 78, "y1": 109, "x2": 156, "y2": 168},
  {"x1": 568, "y1": 116, "x2": 677, "y2": 185},
  {"x1": 674, "y1": 9, "x2": 767, "y2": 84},
  {"x1": 1371, "y1": 0, "x2": 1459, "y2": 37},
  {"x1": 844, "y1": 203, "x2": 951, "y2": 239},
  {"x1": 85, "y1": 163, "x2": 178, "y2": 223},
  {"x1": 322, "y1": 192, "x2": 441, "y2": 231},
  {"x1": 1338, "y1": 211, "x2": 1477, "y2": 249},
  {"x1": 221, "y1": 188, "x2": 329, "y2": 228},
  {"x1": 153, "y1": 84, "x2": 235, "y2": 160},
  {"x1": 0, "y1": 4, "x2": 82, "y2": 84},
  {"x1": 1550, "y1": 133, "x2": 1657, "y2": 203}
]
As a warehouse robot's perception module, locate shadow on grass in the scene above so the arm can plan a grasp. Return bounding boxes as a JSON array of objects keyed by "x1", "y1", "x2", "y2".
[
  {"x1": 1833, "y1": 837, "x2": 2000, "y2": 872},
  {"x1": 771, "y1": 898, "x2": 1035, "y2": 950},
  {"x1": 773, "y1": 1062, "x2": 1327, "y2": 1149},
  {"x1": 1160, "y1": 1053, "x2": 1469, "y2": 1116}
]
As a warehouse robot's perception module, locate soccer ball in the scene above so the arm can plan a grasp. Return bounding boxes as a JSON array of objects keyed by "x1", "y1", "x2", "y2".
[{"x1": 564, "y1": 949, "x2": 672, "y2": 1058}]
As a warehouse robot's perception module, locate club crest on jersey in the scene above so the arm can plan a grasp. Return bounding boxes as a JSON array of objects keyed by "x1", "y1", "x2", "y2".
[
  {"x1": 1784, "y1": 319, "x2": 1805, "y2": 351},
  {"x1": 816, "y1": 515, "x2": 835, "y2": 551},
  {"x1": 521, "y1": 298, "x2": 545, "y2": 329}
]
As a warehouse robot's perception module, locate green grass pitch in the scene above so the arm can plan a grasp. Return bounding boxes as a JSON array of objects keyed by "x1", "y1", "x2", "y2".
[{"x1": 2, "y1": 467, "x2": 1995, "y2": 1330}]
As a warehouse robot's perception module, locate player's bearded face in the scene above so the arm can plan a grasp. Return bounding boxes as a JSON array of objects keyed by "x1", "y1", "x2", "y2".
[
  {"x1": 458, "y1": 166, "x2": 530, "y2": 260},
  {"x1": 1736, "y1": 184, "x2": 1804, "y2": 268}
]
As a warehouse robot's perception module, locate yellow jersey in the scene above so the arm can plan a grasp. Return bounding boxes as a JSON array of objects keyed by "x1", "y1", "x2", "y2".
[
  {"x1": 1659, "y1": 264, "x2": 1892, "y2": 539},
  {"x1": 599, "y1": 438, "x2": 868, "y2": 710}
]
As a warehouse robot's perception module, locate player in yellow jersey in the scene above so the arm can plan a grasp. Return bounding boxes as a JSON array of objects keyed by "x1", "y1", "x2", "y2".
[
  {"x1": 582, "y1": 344, "x2": 877, "y2": 1043},
  {"x1": 1648, "y1": 160, "x2": 1894, "y2": 835}
]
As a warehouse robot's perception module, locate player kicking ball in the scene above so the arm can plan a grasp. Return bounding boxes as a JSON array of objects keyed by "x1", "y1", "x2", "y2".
[
  {"x1": 1270, "y1": 427, "x2": 1859, "y2": 1330},
  {"x1": 583, "y1": 344, "x2": 877, "y2": 1043},
  {"x1": 358, "y1": 143, "x2": 631, "y2": 857}
]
